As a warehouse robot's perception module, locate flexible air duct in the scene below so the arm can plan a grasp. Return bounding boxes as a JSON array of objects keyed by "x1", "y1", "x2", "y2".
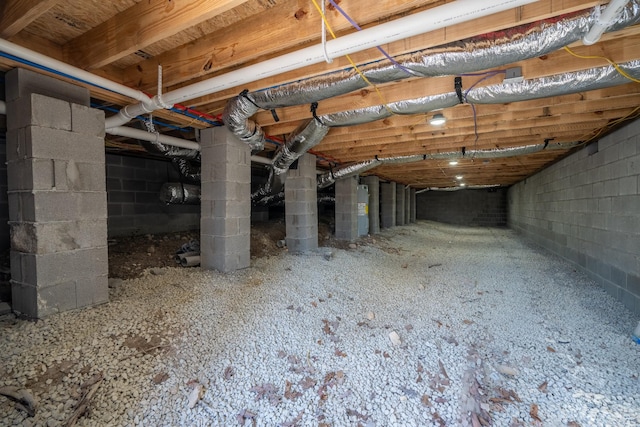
[
  {"x1": 316, "y1": 141, "x2": 584, "y2": 188},
  {"x1": 226, "y1": 1, "x2": 640, "y2": 150},
  {"x1": 173, "y1": 158, "x2": 201, "y2": 181},
  {"x1": 262, "y1": 59, "x2": 639, "y2": 192},
  {"x1": 159, "y1": 182, "x2": 201, "y2": 204},
  {"x1": 416, "y1": 185, "x2": 502, "y2": 193},
  {"x1": 103, "y1": 0, "x2": 537, "y2": 130}
]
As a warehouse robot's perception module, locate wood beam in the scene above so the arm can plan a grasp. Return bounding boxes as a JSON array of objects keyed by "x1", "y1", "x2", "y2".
[
  {"x1": 0, "y1": 0, "x2": 60, "y2": 38},
  {"x1": 163, "y1": 0, "x2": 599, "y2": 109},
  {"x1": 120, "y1": 0, "x2": 438, "y2": 90},
  {"x1": 253, "y1": 31, "x2": 640, "y2": 130},
  {"x1": 63, "y1": 0, "x2": 252, "y2": 70}
]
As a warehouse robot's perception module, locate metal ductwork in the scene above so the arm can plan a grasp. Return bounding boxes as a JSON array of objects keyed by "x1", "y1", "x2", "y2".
[
  {"x1": 274, "y1": 59, "x2": 640, "y2": 192},
  {"x1": 160, "y1": 183, "x2": 201, "y2": 205},
  {"x1": 316, "y1": 141, "x2": 583, "y2": 189},
  {"x1": 173, "y1": 158, "x2": 201, "y2": 182},
  {"x1": 416, "y1": 185, "x2": 502, "y2": 193},
  {"x1": 235, "y1": 1, "x2": 640, "y2": 199}
]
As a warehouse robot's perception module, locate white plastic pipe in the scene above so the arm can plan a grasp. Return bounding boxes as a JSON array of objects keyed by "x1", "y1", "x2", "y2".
[
  {"x1": 0, "y1": 39, "x2": 151, "y2": 105},
  {"x1": 105, "y1": 0, "x2": 538, "y2": 128},
  {"x1": 107, "y1": 126, "x2": 201, "y2": 150},
  {"x1": 583, "y1": 0, "x2": 629, "y2": 45},
  {"x1": 107, "y1": 124, "x2": 275, "y2": 165}
]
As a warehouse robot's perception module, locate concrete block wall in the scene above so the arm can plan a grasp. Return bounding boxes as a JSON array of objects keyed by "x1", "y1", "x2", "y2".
[
  {"x1": 0, "y1": 136, "x2": 8, "y2": 252},
  {"x1": 106, "y1": 154, "x2": 200, "y2": 237},
  {"x1": 396, "y1": 183, "x2": 405, "y2": 226},
  {"x1": 6, "y1": 68, "x2": 108, "y2": 317},
  {"x1": 508, "y1": 119, "x2": 640, "y2": 315},
  {"x1": 285, "y1": 154, "x2": 318, "y2": 253},
  {"x1": 410, "y1": 188, "x2": 416, "y2": 223},
  {"x1": 417, "y1": 188, "x2": 507, "y2": 226},
  {"x1": 404, "y1": 187, "x2": 410, "y2": 224},
  {"x1": 335, "y1": 176, "x2": 358, "y2": 240},
  {"x1": 200, "y1": 127, "x2": 251, "y2": 273},
  {"x1": 380, "y1": 182, "x2": 396, "y2": 228}
]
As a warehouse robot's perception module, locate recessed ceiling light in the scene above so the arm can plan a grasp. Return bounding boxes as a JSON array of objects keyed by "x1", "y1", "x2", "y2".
[
  {"x1": 460, "y1": 183, "x2": 466, "y2": 187},
  {"x1": 449, "y1": 161, "x2": 458, "y2": 166},
  {"x1": 456, "y1": 175, "x2": 463, "y2": 180},
  {"x1": 429, "y1": 113, "x2": 446, "y2": 126}
]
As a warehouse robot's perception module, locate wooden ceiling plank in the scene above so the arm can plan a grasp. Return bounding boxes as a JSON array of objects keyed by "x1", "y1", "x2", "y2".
[
  {"x1": 0, "y1": 0, "x2": 61, "y2": 38},
  {"x1": 151, "y1": 0, "x2": 599, "y2": 106},
  {"x1": 120, "y1": 0, "x2": 438, "y2": 90},
  {"x1": 252, "y1": 32, "x2": 640, "y2": 129},
  {"x1": 63, "y1": 0, "x2": 252, "y2": 70},
  {"x1": 316, "y1": 103, "x2": 639, "y2": 147}
]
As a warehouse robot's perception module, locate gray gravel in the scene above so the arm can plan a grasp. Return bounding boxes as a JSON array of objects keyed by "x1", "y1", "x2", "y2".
[{"x1": 0, "y1": 221, "x2": 638, "y2": 426}]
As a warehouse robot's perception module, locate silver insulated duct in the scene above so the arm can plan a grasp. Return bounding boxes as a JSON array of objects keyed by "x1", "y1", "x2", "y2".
[
  {"x1": 160, "y1": 183, "x2": 201, "y2": 205},
  {"x1": 234, "y1": 1, "x2": 640, "y2": 198},
  {"x1": 224, "y1": 1, "x2": 639, "y2": 146},
  {"x1": 315, "y1": 141, "x2": 583, "y2": 188}
]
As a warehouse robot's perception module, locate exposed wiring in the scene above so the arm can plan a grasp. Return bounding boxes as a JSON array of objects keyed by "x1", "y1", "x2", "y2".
[
  {"x1": 580, "y1": 105, "x2": 640, "y2": 144},
  {"x1": 0, "y1": 51, "x2": 128, "y2": 97},
  {"x1": 0, "y1": 50, "x2": 230, "y2": 131},
  {"x1": 310, "y1": 0, "x2": 396, "y2": 116},
  {"x1": 563, "y1": 46, "x2": 640, "y2": 83},
  {"x1": 321, "y1": 0, "x2": 332, "y2": 63},
  {"x1": 326, "y1": 0, "x2": 416, "y2": 77},
  {"x1": 463, "y1": 71, "x2": 507, "y2": 151}
]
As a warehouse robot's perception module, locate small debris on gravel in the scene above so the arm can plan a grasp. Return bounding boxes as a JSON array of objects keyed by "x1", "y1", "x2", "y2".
[{"x1": 0, "y1": 221, "x2": 637, "y2": 426}]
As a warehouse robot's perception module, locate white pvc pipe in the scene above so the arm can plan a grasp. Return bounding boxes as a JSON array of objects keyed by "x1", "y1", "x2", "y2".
[
  {"x1": 107, "y1": 124, "x2": 276, "y2": 166},
  {"x1": 107, "y1": 126, "x2": 201, "y2": 150},
  {"x1": 0, "y1": 39, "x2": 151, "y2": 105},
  {"x1": 105, "y1": 0, "x2": 538, "y2": 128},
  {"x1": 2, "y1": 92, "x2": 268, "y2": 163},
  {"x1": 583, "y1": 0, "x2": 629, "y2": 45}
]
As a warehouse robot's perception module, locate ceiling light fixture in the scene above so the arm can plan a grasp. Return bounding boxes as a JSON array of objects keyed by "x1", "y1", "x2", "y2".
[
  {"x1": 449, "y1": 161, "x2": 458, "y2": 166},
  {"x1": 455, "y1": 175, "x2": 463, "y2": 180},
  {"x1": 429, "y1": 113, "x2": 446, "y2": 126},
  {"x1": 460, "y1": 183, "x2": 466, "y2": 187}
]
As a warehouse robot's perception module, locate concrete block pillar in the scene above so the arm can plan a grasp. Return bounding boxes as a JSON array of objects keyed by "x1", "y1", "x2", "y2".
[
  {"x1": 396, "y1": 183, "x2": 406, "y2": 226},
  {"x1": 200, "y1": 127, "x2": 251, "y2": 272},
  {"x1": 405, "y1": 187, "x2": 410, "y2": 225},
  {"x1": 6, "y1": 68, "x2": 108, "y2": 318},
  {"x1": 361, "y1": 176, "x2": 380, "y2": 234},
  {"x1": 285, "y1": 154, "x2": 318, "y2": 253},
  {"x1": 380, "y1": 182, "x2": 396, "y2": 228},
  {"x1": 335, "y1": 175, "x2": 358, "y2": 240},
  {"x1": 410, "y1": 188, "x2": 417, "y2": 223}
]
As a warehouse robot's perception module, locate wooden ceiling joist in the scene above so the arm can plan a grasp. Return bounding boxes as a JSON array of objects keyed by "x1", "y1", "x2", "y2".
[
  {"x1": 0, "y1": 0, "x2": 61, "y2": 38},
  {"x1": 63, "y1": 0, "x2": 252, "y2": 70},
  {"x1": 1, "y1": 0, "x2": 638, "y2": 188}
]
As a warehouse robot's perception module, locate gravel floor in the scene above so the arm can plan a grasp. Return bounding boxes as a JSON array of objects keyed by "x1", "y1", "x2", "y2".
[{"x1": 0, "y1": 221, "x2": 638, "y2": 427}]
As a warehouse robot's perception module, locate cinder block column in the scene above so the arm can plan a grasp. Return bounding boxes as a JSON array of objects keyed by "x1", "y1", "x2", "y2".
[
  {"x1": 396, "y1": 183, "x2": 406, "y2": 226},
  {"x1": 335, "y1": 176, "x2": 358, "y2": 240},
  {"x1": 6, "y1": 68, "x2": 108, "y2": 318},
  {"x1": 200, "y1": 127, "x2": 250, "y2": 272},
  {"x1": 380, "y1": 182, "x2": 396, "y2": 228},
  {"x1": 410, "y1": 188, "x2": 417, "y2": 223},
  {"x1": 405, "y1": 187, "x2": 410, "y2": 225},
  {"x1": 361, "y1": 176, "x2": 380, "y2": 234},
  {"x1": 285, "y1": 154, "x2": 318, "y2": 253}
]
